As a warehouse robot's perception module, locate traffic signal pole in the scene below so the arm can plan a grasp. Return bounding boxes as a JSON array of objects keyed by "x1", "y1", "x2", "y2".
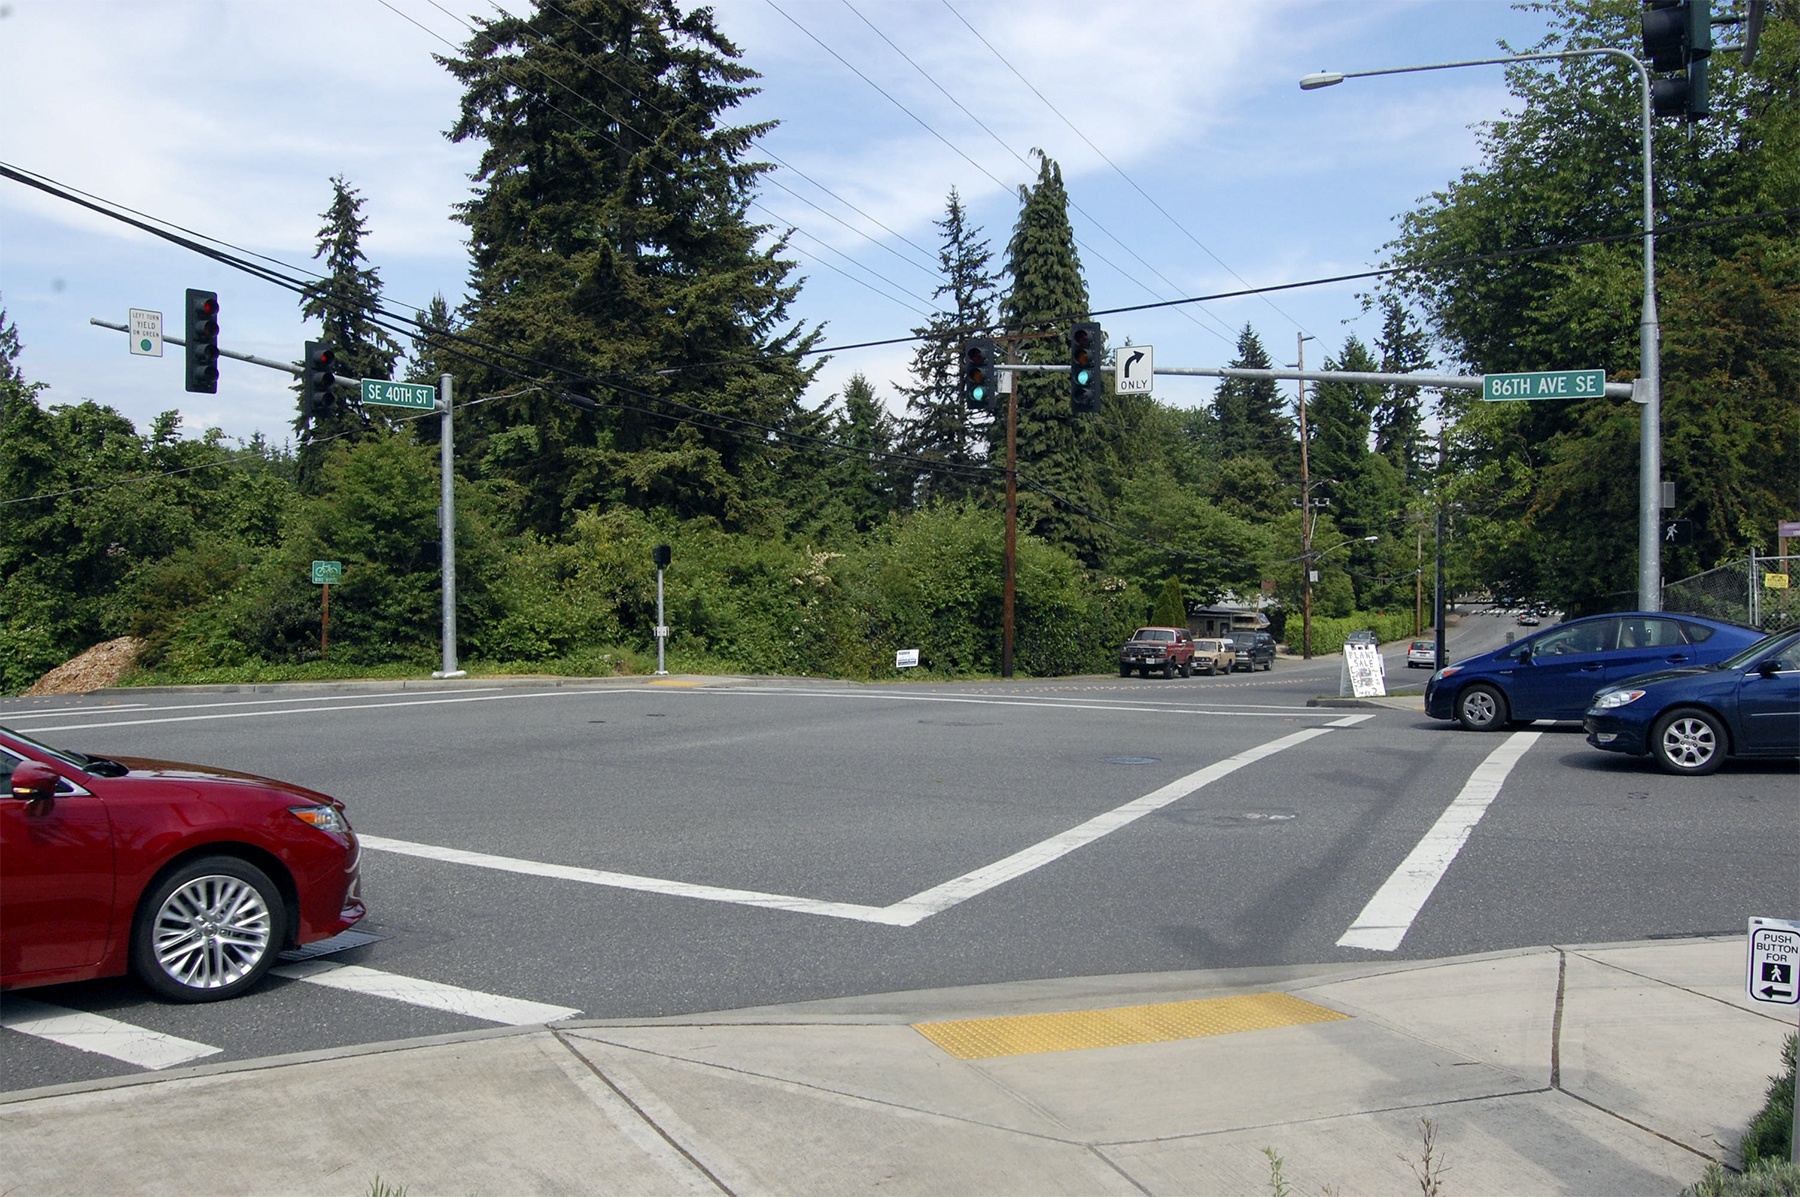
[
  {"x1": 434, "y1": 373, "x2": 464, "y2": 680},
  {"x1": 89, "y1": 317, "x2": 303, "y2": 377}
]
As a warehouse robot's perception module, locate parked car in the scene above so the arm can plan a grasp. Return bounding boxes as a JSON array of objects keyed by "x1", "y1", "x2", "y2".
[
  {"x1": 1, "y1": 726, "x2": 365, "y2": 1001},
  {"x1": 1229, "y1": 632, "x2": 1277, "y2": 672},
  {"x1": 1120, "y1": 627, "x2": 1195, "y2": 678},
  {"x1": 1584, "y1": 626, "x2": 1800, "y2": 775},
  {"x1": 1406, "y1": 640, "x2": 1439, "y2": 669},
  {"x1": 1191, "y1": 638, "x2": 1237, "y2": 676},
  {"x1": 1346, "y1": 629, "x2": 1378, "y2": 646},
  {"x1": 1517, "y1": 612, "x2": 1541, "y2": 626},
  {"x1": 1425, "y1": 612, "x2": 1763, "y2": 731}
]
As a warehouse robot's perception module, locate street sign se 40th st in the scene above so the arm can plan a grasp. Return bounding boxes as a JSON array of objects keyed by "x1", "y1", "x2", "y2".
[
  {"x1": 360, "y1": 379, "x2": 438, "y2": 410},
  {"x1": 1483, "y1": 369, "x2": 1607, "y2": 401}
]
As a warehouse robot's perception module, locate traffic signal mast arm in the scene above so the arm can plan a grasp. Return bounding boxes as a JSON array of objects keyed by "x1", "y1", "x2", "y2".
[
  {"x1": 1002, "y1": 360, "x2": 1635, "y2": 399},
  {"x1": 90, "y1": 316, "x2": 311, "y2": 378}
]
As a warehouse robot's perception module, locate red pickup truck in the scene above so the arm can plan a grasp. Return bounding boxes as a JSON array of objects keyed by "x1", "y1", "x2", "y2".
[{"x1": 1119, "y1": 627, "x2": 1195, "y2": 678}]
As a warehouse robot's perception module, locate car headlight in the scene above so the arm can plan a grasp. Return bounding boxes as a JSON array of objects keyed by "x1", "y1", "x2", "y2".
[
  {"x1": 1432, "y1": 665, "x2": 1462, "y2": 681},
  {"x1": 289, "y1": 804, "x2": 351, "y2": 834},
  {"x1": 1590, "y1": 689, "x2": 1646, "y2": 710}
]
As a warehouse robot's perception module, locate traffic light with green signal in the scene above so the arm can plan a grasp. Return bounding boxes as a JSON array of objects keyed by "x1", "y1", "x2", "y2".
[
  {"x1": 959, "y1": 338, "x2": 999, "y2": 410},
  {"x1": 1069, "y1": 322, "x2": 1102, "y2": 413}
]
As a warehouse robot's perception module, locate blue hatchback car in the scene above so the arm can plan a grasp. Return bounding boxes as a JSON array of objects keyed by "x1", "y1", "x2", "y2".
[
  {"x1": 1584, "y1": 626, "x2": 1800, "y2": 775},
  {"x1": 1424, "y1": 612, "x2": 1763, "y2": 731}
]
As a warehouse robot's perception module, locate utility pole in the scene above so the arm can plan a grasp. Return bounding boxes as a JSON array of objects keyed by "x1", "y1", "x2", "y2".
[
  {"x1": 1002, "y1": 351, "x2": 1018, "y2": 680},
  {"x1": 1295, "y1": 333, "x2": 1317, "y2": 660}
]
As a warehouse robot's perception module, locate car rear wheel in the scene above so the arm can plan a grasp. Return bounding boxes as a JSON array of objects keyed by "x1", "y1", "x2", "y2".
[
  {"x1": 1163, "y1": 660, "x2": 1175, "y2": 679},
  {"x1": 1455, "y1": 684, "x2": 1509, "y2": 732},
  {"x1": 1179, "y1": 660, "x2": 1191, "y2": 678},
  {"x1": 131, "y1": 856, "x2": 286, "y2": 1002},
  {"x1": 1651, "y1": 708, "x2": 1726, "y2": 776}
]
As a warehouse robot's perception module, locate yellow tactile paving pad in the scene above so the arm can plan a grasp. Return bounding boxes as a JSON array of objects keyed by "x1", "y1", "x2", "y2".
[{"x1": 913, "y1": 992, "x2": 1349, "y2": 1060}]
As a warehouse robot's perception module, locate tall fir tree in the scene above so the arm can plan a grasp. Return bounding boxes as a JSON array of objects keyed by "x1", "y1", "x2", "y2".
[
  {"x1": 1212, "y1": 325, "x2": 1294, "y2": 475},
  {"x1": 440, "y1": 0, "x2": 817, "y2": 535},
  {"x1": 996, "y1": 151, "x2": 1107, "y2": 565},
  {"x1": 296, "y1": 176, "x2": 403, "y2": 489},
  {"x1": 897, "y1": 189, "x2": 996, "y2": 508},
  {"x1": 1372, "y1": 295, "x2": 1430, "y2": 483}
]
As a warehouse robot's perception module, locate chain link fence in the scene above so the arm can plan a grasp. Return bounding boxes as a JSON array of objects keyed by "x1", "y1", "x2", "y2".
[{"x1": 1662, "y1": 555, "x2": 1797, "y2": 630}]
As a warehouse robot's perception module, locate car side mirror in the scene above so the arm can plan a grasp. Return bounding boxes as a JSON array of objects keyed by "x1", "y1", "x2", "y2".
[
  {"x1": 9, "y1": 760, "x2": 61, "y2": 802},
  {"x1": 1757, "y1": 659, "x2": 1781, "y2": 678},
  {"x1": 1514, "y1": 644, "x2": 1533, "y2": 661}
]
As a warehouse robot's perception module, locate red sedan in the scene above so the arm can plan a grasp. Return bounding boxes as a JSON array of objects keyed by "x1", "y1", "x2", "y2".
[{"x1": 2, "y1": 726, "x2": 364, "y2": 1002}]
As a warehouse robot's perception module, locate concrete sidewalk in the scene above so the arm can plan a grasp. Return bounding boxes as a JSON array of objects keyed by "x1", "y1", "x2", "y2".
[{"x1": 1, "y1": 937, "x2": 1789, "y2": 1195}]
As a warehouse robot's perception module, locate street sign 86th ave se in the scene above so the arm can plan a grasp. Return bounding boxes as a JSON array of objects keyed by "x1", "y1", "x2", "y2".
[{"x1": 1483, "y1": 369, "x2": 1607, "y2": 401}]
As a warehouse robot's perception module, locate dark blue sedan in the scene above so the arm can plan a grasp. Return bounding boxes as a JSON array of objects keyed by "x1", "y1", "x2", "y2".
[
  {"x1": 1584, "y1": 627, "x2": 1800, "y2": 774},
  {"x1": 1425, "y1": 612, "x2": 1763, "y2": 731}
]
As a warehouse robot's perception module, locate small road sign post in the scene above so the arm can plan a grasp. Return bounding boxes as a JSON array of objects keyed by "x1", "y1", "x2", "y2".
[
  {"x1": 360, "y1": 379, "x2": 439, "y2": 410},
  {"x1": 1482, "y1": 370, "x2": 1608, "y2": 401},
  {"x1": 1747, "y1": 917, "x2": 1800, "y2": 1165},
  {"x1": 311, "y1": 561, "x2": 342, "y2": 658},
  {"x1": 128, "y1": 309, "x2": 163, "y2": 357},
  {"x1": 1115, "y1": 345, "x2": 1153, "y2": 395}
]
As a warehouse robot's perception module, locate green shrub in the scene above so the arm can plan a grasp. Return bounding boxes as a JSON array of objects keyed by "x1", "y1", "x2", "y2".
[{"x1": 1742, "y1": 1035, "x2": 1796, "y2": 1170}]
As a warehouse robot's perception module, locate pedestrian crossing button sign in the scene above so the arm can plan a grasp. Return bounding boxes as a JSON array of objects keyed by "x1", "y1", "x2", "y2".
[{"x1": 1747, "y1": 917, "x2": 1800, "y2": 1005}]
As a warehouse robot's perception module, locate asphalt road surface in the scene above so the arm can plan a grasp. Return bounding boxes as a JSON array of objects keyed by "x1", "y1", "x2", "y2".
[{"x1": 4, "y1": 617, "x2": 1793, "y2": 1093}]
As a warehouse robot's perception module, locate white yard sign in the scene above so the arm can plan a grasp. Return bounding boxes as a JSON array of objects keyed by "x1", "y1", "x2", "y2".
[{"x1": 1341, "y1": 642, "x2": 1386, "y2": 698}]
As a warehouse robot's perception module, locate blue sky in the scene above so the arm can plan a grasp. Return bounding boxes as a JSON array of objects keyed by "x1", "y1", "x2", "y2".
[{"x1": 0, "y1": 0, "x2": 1556, "y2": 448}]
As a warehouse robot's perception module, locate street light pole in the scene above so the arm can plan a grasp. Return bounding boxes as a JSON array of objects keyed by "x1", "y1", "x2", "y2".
[
  {"x1": 1295, "y1": 333, "x2": 1317, "y2": 659},
  {"x1": 1303, "y1": 47, "x2": 1662, "y2": 610}
]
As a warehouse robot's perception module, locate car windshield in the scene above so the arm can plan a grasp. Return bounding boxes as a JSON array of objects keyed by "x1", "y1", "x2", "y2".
[
  {"x1": 1197, "y1": 640, "x2": 1222, "y2": 651},
  {"x1": 1135, "y1": 629, "x2": 1174, "y2": 642},
  {"x1": 0, "y1": 726, "x2": 94, "y2": 771},
  {"x1": 1714, "y1": 628, "x2": 1800, "y2": 672}
]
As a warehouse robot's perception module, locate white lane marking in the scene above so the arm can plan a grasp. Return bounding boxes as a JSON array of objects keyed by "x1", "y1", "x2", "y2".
[
  {"x1": 4, "y1": 689, "x2": 505, "y2": 723},
  {"x1": 358, "y1": 836, "x2": 906, "y2": 925},
  {"x1": 24, "y1": 688, "x2": 608, "y2": 734},
  {"x1": 363, "y1": 726, "x2": 1335, "y2": 927},
  {"x1": 271, "y1": 960, "x2": 580, "y2": 1024},
  {"x1": 1337, "y1": 730, "x2": 1541, "y2": 952},
  {"x1": 706, "y1": 687, "x2": 1349, "y2": 719},
  {"x1": 1327, "y1": 713, "x2": 1378, "y2": 727},
  {"x1": 0, "y1": 998, "x2": 221, "y2": 1070},
  {"x1": 885, "y1": 727, "x2": 1333, "y2": 923}
]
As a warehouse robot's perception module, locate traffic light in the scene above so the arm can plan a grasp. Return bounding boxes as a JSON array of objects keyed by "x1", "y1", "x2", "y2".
[
  {"x1": 1069, "y1": 321, "x2": 1102, "y2": 413},
  {"x1": 959, "y1": 338, "x2": 999, "y2": 410},
  {"x1": 1642, "y1": 0, "x2": 1711, "y2": 119},
  {"x1": 653, "y1": 544, "x2": 672, "y2": 569},
  {"x1": 184, "y1": 289, "x2": 220, "y2": 393},
  {"x1": 302, "y1": 340, "x2": 336, "y2": 421}
]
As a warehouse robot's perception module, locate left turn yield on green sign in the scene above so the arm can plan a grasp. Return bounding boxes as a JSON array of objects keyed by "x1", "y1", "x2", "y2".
[{"x1": 312, "y1": 560, "x2": 343, "y2": 585}]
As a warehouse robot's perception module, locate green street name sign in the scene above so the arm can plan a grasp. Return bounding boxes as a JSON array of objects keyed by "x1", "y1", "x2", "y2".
[
  {"x1": 1483, "y1": 369, "x2": 1607, "y2": 401},
  {"x1": 360, "y1": 379, "x2": 438, "y2": 410},
  {"x1": 311, "y1": 560, "x2": 343, "y2": 585}
]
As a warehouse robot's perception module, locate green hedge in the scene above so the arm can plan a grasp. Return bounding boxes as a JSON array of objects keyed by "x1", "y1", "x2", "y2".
[{"x1": 1295, "y1": 610, "x2": 1426, "y2": 656}]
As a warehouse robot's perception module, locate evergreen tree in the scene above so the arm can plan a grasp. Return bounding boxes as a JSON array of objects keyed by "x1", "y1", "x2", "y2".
[
  {"x1": 1372, "y1": 295, "x2": 1431, "y2": 483},
  {"x1": 1212, "y1": 326, "x2": 1294, "y2": 475},
  {"x1": 440, "y1": 0, "x2": 817, "y2": 535},
  {"x1": 1150, "y1": 576, "x2": 1187, "y2": 628},
  {"x1": 897, "y1": 189, "x2": 997, "y2": 508},
  {"x1": 406, "y1": 294, "x2": 458, "y2": 450},
  {"x1": 295, "y1": 176, "x2": 403, "y2": 489},
  {"x1": 996, "y1": 151, "x2": 1107, "y2": 565}
]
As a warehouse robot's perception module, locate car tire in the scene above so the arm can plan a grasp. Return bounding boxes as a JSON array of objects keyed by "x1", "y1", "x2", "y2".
[
  {"x1": 131, "y1": 856, "x2": 286, "y2": 1003},
  {"x1": 1179, "y1": 661, "x2": 1191, "y2": 678},
  {"x1": 1263, "y1": 659, "x2": 1273, "y2": 671},
  {"x1": 1120, "y1": 665, "x2": 1132, "y2": 678},
  {"x1": 1455, "y1": 684, "x2": 1509, "y2": 732},
  {"x1": 1651, "y1": 708, "x2": 1727, "y2": 776},
  {"x1": 1163, "y1": 661, "x2": 1175, "y2": 679}
]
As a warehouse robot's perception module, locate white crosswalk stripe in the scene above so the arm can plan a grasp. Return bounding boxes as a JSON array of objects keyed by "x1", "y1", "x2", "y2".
[
  {"x1": 0, "y1": 998, "x2": 221, "y2": 1070},
  {"x1": 272, "y1": 960, "x2": 582, "y2": 1024}
]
